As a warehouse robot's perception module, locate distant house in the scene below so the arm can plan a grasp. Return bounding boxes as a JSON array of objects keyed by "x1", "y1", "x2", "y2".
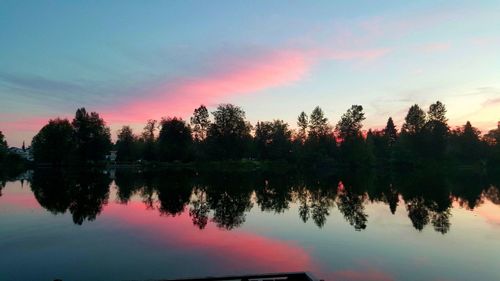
[{"x1": 8, "y1": 147, "x2": 34, "y2": 161}]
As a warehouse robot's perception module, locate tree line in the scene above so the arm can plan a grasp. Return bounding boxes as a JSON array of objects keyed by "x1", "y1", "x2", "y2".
[{"x1": 15, "y1": 102, "x2": 500, "y2": 168}]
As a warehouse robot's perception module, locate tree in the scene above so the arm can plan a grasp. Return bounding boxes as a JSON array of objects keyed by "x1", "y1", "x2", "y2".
[
  {"x1": 0, "y1": 131, "x2": 8, "y2": 161},
  {"x1": 190, "y1": 105, "x2": 211, "y2": 141},
  {"x1": 422, "y1": 101, "x2": 449, "y2": 159},
  {"x1": 335, "y1": 105, "x2": 365, "y2": 141},
  {"x1": 206, "y1": 104, "x2": 252, "y2": 159},
  {"x1": 309, "y1": 106, "x2": 330, "y2": 137},
  {"x1": 72, "y1": 108, "x2": 112, "y2": 162},
  {"x1": 428, "y1": 101, "x2": 447, "y2": 123},
  {"x1": 384, "y1": 117, "x2": 398, "y2": 146},
  {"x1": 140, "y1": 119, "x2": 158, "y2": 161},
  {"x1": 484, "y1": 122, "x2": 500, "y2": 166},
  {"x1": 402, "y1": 104, "x2": 426, "y2": 135},
  {"x1": 449, "y1": 121, "x2": 483, "y2": 163},
  {"x1": 158, "y1": 117, "x2": 192, "y2": 162},
  {"x1": 297, "y1": 106, "x2": 337, "y2": 163},
  {"x1": 296, "y1": 111, "x2": 308, "y2": 142},
  {"x1": 254, "y1": 120, "x2": 292, "y2": 160},
  {"x1": 32, "y1": 118, "x2": 75, "y2": 165},
  {"x1": 116, "y1": 126, "x2": 138, "y2": 162},
  {"x1": 335, "y1": 105, "x2": 371, "y2": 166},
  {"x1": 484, "y1": 122, "x2": 500, "y2": 145}
]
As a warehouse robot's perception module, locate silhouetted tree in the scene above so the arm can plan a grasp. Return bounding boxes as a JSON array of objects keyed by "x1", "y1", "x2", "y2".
[
  {"x1": 449, "y1": 121, "x2": 483, "y2": 163},
  {"x1": 402, "y1": 104, "x2": 426, "y2": 135},
  {"x1": 422, "y1": 101, "x2": 449, "y2": 159},
  {"x1": 254, "y1": 120, "x2": 292, "y2": 160},
  {"x1": 32, "y1": 118, "x2": 75, "y2": 165},
  {"x1": 296, "y1": 111, "x2": 309, "y2": 143},
  {"x1": 299, "y1": 106, "x2": 337, "y2": 164},
  {"x1": 158, "y1": 117, "x2": 192, "y2": 162},
  {"x1": 428, "y1": 101, "x2": 447, "y2": 123},
  {"x1": 140, "y1": 119, "x2": 158, "y2": 161},
  {"x1": 309, "y1": 106, "x2": 330, "y2": 137},
  {"x1": 116, "y1": 126, "x2": 138, "y2": 162},
  {"x1": 72, "y1": 108, "x2": 112, "y2": 162},
  {"x1": 484, "y1": 122, "x2": 500, "y2": 167},
  {"x1": 336, "y1": 105, "x2": 371, "y2": 166},
  {"x1": 336, "y1": 105, "x2": 365, "y2": 141},
  {"x1": 206, "y1": 104, "x2": 252, "y2": 160},
  {"x1": 384, "y1": 117, "x2": 398, "y2": 147},
  {"x1": 0, "y1": 131, "x2": 8, "y2": 161},
  {"x1": 395, "y1": 104, "x2": 427, "y2": 165},
  {"x1": 366, "y1": 129, "x2": 389, "y2": 165},
  {"x1": 191, "y1": 105, "x2": 211, "y2": 141}
]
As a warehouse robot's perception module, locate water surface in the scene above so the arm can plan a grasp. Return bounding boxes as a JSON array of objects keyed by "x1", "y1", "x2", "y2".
[{"x1": 0, "y1": 169, "x2": 499, "y2": 281}]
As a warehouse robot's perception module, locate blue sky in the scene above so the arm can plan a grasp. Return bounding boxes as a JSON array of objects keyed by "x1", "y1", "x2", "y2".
[{"x1": 1, "y1": 0, "x2": 499, "y2": 146}]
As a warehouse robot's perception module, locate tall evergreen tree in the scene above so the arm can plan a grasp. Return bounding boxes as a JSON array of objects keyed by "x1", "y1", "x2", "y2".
[
  {"x1": 309, "y1": 106, "x2": 330, "y2": 137},
  {"x1": 384, "y1": 117, "x2": 398, "y2": 146},
  {"x1": 296, "y1": 111, "x2": 309, "y2": 142},
  {"x1": 402, "y1": 104, "x2": 426, "y2": 134}
]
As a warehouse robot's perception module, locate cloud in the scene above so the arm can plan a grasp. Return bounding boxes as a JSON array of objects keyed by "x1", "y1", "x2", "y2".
[
  {"x1": 0, "y1": 72, "x2": 85, "y2": 93},
  {"x1": 100, "y1": 49, "x2": 311, "y2": 123},
  {"x1": 102, "y1": 46, "x2": 390, "y2": 123}
]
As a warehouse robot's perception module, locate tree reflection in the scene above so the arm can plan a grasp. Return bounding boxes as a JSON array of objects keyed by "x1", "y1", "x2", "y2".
[
  {"x1": 30, "y1": 168, "x2": 110, "y2": 225},
  {"x1": 336, "y1": 183, "x2": 368, "y2": 231},
  {"x1": 205, "y1": 173, "x2": 254, "y2": 230},
  {"x1": 189, "y1": 186, "x2": 210, "y2": 229},
  {"x1": 23, "y1": 166, "x2": 498, "y2": 233},
  {"x1": 156, "y1": 173, "x2": 192, "y2": 216}
]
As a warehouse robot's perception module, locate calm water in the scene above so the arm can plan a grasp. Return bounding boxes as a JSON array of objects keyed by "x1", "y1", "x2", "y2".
[{"x1": 0, "y1": 168, "x2": 499, "y2": 281}]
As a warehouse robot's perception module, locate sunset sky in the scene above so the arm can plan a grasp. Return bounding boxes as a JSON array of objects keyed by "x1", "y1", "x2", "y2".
[{"x1": 1, "y1": 1, "x2": 499, "y2": 146}]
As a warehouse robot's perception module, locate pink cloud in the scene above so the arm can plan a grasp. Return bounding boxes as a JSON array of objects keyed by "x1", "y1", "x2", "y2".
[
  {"x1": 102, "y1": 50, "x2": 313, "y2": 123},
  {"x1": 102, "y1": 47, "x2": 391, "y2": 124}
]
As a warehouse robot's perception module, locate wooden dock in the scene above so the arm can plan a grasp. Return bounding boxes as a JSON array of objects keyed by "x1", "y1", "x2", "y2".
[{"x1": 159, "y1": 272, "x2": 320, "y2": 281}]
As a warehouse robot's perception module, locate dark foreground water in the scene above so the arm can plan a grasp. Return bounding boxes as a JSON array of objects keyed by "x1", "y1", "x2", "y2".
[{"x1": 0, "y1": 168, "x2": 499, "y2": 281}]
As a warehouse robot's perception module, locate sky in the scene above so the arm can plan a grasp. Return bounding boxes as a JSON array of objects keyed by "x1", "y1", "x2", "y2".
[{"x1": 1, "y1": 0, "x2": 499, "y2": 146}]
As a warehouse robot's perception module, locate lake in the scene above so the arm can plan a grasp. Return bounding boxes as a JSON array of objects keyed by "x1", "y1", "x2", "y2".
[{"x1": 0, "y1": 168, "x2": 499, "y2": 281}]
